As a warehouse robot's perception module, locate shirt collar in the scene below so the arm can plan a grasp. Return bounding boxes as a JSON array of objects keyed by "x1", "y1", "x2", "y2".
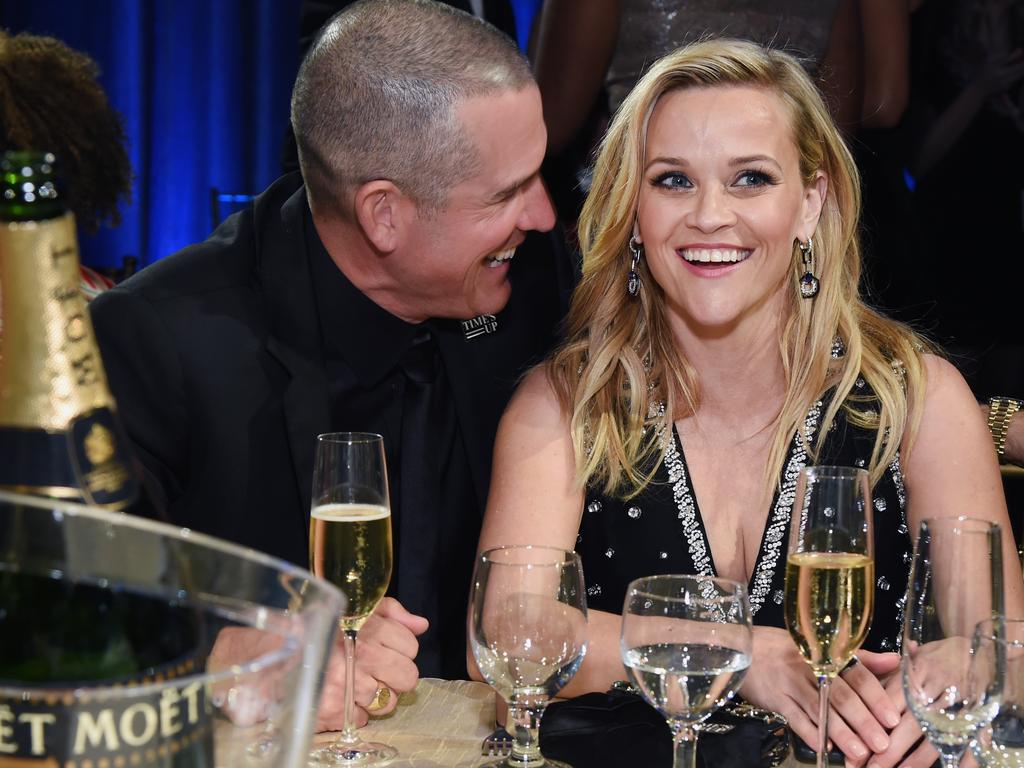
[{"x1": 305, "y1": 206, "x2": 420, "y2": 388}]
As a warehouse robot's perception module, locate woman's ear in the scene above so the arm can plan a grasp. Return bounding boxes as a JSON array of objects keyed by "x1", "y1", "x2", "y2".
[{"x1": 800, "y1": 171, "x2": 828, "y2": 239}]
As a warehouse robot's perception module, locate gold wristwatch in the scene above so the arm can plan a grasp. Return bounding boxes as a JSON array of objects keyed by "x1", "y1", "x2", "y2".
[{"x1": 987, "y1": 396, "x2": 1023, "y2": 462}]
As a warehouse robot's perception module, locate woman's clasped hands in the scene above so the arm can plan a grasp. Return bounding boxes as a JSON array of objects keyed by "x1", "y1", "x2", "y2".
[{"x1": 740, "y1": 627, "x2": 937, "y2": 768}]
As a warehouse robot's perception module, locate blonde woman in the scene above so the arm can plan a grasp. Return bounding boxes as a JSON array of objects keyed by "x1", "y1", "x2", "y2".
[{"x1": 476, "y1": 40, "x2": 1019, "y2": 768}]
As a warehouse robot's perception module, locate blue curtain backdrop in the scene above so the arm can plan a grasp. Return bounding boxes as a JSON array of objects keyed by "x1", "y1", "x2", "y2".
[
  {"x1": 1, "y1": 0, "x2": 540, "y2": 269},
  {"x1": 2, "y1": 0, "x2": 304, "y2": 269}
]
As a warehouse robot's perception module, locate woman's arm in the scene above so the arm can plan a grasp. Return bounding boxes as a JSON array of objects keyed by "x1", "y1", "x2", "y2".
[{"x1": 867, "y1": 355, "x2": 1023, "y2": 768}]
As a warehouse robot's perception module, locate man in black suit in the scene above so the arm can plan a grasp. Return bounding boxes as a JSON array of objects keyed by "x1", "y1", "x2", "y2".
[{"x1": 90, "y1": 0, "x2": 572, "y2": 729}]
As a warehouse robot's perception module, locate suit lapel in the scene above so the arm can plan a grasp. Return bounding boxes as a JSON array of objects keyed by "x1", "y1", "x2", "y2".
[{"x1": 258, "y1": 182, "x2": 330, "y2": 522}]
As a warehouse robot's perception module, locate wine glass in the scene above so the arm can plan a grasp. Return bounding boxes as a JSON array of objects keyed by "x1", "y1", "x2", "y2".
[
  {"x1": 972, "y1": 616, "x2": 1019, "y2": 767},
  {"x1": 308, "y1": 432, "x2": 396, "y2": 766},
  {"x1": 470, "y1": 545, "x2": 588, "y2": 768},
  {"x1": 784, "y1": 465, "x2": 874, "y2": 768},
  {"x1": 903, "y1": 517, "x2": 1004, "y2": 768},
  {"x1": 620, "y1": 575, "x2": 753, "y2": 768}
]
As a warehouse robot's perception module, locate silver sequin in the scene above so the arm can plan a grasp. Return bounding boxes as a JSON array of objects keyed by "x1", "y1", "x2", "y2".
[
  {"x1": 587, "y1": 584, "x2": 602, "y2": 597},
  {"x1": 773, "y1": 590, "x2": 784, "y2": 605},
  {"x1": 877, "y1": 576, "x2": 891, "y2": 591},
  {"x1": 605, "y1": 548, "x2": 615, "y2": 558},
  {"x1": 627, "y1": 506, "x2": 642, "y2": 519},
  {"x1": 659, "y1": 551, "x2": 668, "y2": 560},
  {"x1": 855, "y1": 458, "x2": 866, "y2": 468},
  {"x1": 874, "y1": 498, "x2": 887, "y2": 512},
  {"x1": 587, "y1": 500, "x2": 602, "y2": 514}
]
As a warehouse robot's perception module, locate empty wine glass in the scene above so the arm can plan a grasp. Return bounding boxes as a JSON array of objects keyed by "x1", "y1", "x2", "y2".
[
  {"x1": 785, "y1": 466, "x2": 874, "y2": 768},
  {"x1": 470, "y1": 545, "x2": 588, "y2": 768},
  {"x1": 903, "y1": 517, "x2": 1004, "y2": 768},
  {"x1": 620, "y1": 575, "x2": 753, "y2": 768}
]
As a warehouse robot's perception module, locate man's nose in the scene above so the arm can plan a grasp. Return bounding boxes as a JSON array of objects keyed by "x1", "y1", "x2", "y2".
[{"x1": 519, "y1": 176, "x2": 556, "y2": 233}]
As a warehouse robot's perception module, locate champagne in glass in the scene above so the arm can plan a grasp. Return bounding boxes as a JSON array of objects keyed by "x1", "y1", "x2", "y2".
[
  {"x1": 470, "y1": 545, "x2": 588, "y2": 768},
  {"x1": 621, "y1": 575, "x2": 753, "y2": 768},
  {"x1": 784, "y1": 466, "x2": 874, "y2": 768},
  {"x1": 308, "y1": 432, "x2": 396, "y2": 767},
  {"x1": 903, "y1": 517, "x2": 1004, "y2": 768}
]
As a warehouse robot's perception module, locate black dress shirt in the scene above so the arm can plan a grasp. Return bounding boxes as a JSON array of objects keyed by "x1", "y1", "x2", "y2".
[{"x1": 307, "y1": 214, "x2": 478, "y2": 678}]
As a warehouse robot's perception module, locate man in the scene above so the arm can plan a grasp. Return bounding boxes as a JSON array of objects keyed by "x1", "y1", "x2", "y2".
[{"x1": 90, "y1": 0, "x2": 572, "y2": 728}]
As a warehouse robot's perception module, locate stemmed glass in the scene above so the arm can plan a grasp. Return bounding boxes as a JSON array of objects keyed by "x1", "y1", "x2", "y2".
[
  {"x1": 784, "y1": 466, "x2": 875, "y2": 768},
  {"x1": 620, "y1": 575, "x2": 753, "y2": 768},
  {"x1": 971, "y1": 616, "x2": 1019, "y2": 767},
  {"x1": 903, "y1": 517, "x2": 1004, "y2": 768},
  {"x1": 308, "y1": 432, "x2": 396, "y2": 766},
  {"x1": 470, "y1": 545, "x2": 588, "y2": 768}
]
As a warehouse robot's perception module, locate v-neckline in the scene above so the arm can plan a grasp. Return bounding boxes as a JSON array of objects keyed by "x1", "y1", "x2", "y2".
[{"x1": 663, "y1": 400, "x2": 824, "y2": 615}]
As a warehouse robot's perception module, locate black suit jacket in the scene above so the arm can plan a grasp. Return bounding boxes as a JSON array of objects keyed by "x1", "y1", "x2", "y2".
[{"x1": 90, "y1": 173, "x2": 574, "y2": 567}]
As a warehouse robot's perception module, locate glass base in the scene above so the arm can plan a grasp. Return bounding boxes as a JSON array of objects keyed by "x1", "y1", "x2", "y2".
[
  {"x1": 479, "y1": 757, "x2": 573, "y2": 768},
  {"x1": 309, "y1": 739, "x2": 398, "y2": 766}
]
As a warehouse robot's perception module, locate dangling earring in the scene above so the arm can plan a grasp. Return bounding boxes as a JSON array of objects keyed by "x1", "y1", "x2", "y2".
[
  {"x1": 627, "y1": 236, "x2": 642, "y2": 297},
  {"x1": 798, "y1": 237, "x2": 819, "y2": 299}
]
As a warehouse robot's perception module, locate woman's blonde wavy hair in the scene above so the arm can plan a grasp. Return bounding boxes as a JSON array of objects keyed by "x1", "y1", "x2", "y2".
[{"x1": 547, "y1": 38, "x2": 929, "y2": 498}]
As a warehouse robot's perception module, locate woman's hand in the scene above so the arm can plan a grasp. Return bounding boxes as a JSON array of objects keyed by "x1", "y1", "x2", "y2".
[
  {"x1": 740, "y1": 628, "x2": 901, "y2": 765},
  {"x1": 858, "y1": 649, "x2": 938, "y2": 768},
  {"x1": 315, "y1": 597, "x2": 429, "y2": 732}
]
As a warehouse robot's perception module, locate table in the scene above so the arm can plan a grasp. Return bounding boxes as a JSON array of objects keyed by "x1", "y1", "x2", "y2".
[{"x1": 313, "y1": 679, "x2": 806, "y2": 767}]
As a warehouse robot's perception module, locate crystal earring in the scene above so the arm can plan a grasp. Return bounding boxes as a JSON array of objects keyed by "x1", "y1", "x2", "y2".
[
  {"x1": 627, "y1": 236, "x2": 642, "y2": 297},
  {"x1": 798, "y1": 237, "x2": 819, "y2": 299}
]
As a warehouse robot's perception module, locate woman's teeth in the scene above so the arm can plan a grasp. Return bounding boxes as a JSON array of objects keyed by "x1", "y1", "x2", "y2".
[{"x1": 680, "y1": 248, "x2": 750, "y2": 263}]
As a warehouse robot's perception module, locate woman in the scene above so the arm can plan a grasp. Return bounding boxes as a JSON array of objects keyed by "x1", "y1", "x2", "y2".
[{"x1": 477, "y1": 39, "x2": 1018, "y2": 768}]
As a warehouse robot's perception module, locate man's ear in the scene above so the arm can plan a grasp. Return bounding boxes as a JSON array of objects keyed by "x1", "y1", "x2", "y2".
[{"x1": 353, "y1": 180, "x2": 413, "y2": 253}]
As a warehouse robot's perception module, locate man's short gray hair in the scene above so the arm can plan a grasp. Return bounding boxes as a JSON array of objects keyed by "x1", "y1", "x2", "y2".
[{"x1": 291, "y1": 0, "x2": 534, "y2": 215}]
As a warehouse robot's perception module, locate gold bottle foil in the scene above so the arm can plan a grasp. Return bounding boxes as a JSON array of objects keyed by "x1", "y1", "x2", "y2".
[
  {"x1": 0, "y1": 211, "x2": 116, "y2": 428},
  {"x1": 0, "y1": 211, "x2": 136, "y2": 507}
]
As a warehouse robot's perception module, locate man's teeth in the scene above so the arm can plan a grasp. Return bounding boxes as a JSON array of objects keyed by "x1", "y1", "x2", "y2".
[
  {"x1": 681, "y1": 248, "x2": 750, "y2": 263},
  {"x1": 486, "y1": 248, "x2": 516, "y2": 268}
]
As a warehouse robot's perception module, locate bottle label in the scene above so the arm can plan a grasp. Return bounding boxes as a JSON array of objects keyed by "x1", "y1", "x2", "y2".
[
  {"x1": 0, "y1": 679, "x2": 214, "y2": 766},
  {"x1": 0, "y1": 408, "x2": 138, "y2": 509}
]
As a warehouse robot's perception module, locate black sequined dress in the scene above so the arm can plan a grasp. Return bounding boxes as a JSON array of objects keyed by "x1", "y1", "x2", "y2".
[{"x1": 577, "y1": 381, "x2": 911, "y2": 653}]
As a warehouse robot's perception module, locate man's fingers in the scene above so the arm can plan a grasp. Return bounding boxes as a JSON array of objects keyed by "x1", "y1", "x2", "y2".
[
  {"x1": 355, "y1": 641, "x2": 420, "y2": 693},
  {"x1": 360, "y1": 611, "x2": 422, "y2": 659},
  {"x1": 374, "y1": 597, "x2": 430, "y2": 635}
]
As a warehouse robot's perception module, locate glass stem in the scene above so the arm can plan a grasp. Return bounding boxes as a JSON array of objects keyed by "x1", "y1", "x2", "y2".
[
  {"x1": 339, "y1": 628, "x2": 359, "y2": 745},
  {"x1": 817, "y1": 675, "x2": 831, "y2": 768},
  {"x1": 936, "y1": 744, "x2": 964, "y2": 768},
  {"x1": 509, "y1": 695, "x2": 547, "y2": 767},
  {"x1": 671, "y1": 724, "x2": 698, "y2": 768}
]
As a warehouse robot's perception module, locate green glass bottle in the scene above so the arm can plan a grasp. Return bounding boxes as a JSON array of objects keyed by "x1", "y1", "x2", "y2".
[{"x1": 0, "y1": 150, "x2": 139, "y2": 508}]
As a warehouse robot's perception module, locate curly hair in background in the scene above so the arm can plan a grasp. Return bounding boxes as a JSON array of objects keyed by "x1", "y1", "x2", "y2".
[{"x1": 0, "y1": 29, "x2": 132, "y2": 232}]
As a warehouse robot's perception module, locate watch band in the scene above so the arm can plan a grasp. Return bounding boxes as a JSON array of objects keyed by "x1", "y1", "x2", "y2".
[{"x1": 988, "y1": 397, "x2": 1023, "y2": 461}]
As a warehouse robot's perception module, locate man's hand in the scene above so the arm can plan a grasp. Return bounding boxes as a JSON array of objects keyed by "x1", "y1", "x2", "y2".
[{"x1": 315, "y1": 597, "x2": 429, "y2": 732}]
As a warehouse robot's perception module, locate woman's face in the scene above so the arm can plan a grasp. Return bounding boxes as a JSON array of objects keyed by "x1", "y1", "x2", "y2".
[{"x1": 635, "y1": 85, "x2": 825, "y2": 337}]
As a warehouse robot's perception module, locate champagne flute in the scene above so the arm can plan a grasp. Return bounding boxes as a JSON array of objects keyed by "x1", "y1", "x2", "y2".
[
  {"x1": 903, "y1": 517, "x2": 1004, "y2": 768},
  {"x1": 784, "y1": 465, "x2": 875, "y2": 768},
  {"x1": 308, "y1": 432, "x2": 396, "y2": 766},
  {"x1": 621, "y1": 575, "x2": 753, "y2": 768},
  {"x1": 470, "y1": 545, "x2": 588, "y2": 768}
]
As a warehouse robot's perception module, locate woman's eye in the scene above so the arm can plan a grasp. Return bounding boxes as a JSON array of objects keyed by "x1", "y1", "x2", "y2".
[
  {"x1": 735, "y1": 170, "x2": 776, "y2": 187},
  {"x1": 652, "y1": 172, "x2": 692, "y2": 189}
]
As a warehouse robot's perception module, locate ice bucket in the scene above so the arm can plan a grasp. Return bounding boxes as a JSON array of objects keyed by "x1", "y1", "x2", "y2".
[{"x1": 0, "y1": 490, "x2": 344, "y2": 767}]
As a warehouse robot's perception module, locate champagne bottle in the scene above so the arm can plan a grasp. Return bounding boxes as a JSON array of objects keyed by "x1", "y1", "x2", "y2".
[
  {"x1": 0, "y1": 150, "x2": 139, "y2": 508},
  {"x1": 0, "y1": 152, "x2": 212, "y2": 766}
]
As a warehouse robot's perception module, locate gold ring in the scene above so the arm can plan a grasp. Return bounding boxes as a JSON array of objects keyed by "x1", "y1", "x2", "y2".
[{"x1": 366, "y1": 685, "x2": 391, "y2": 713}]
